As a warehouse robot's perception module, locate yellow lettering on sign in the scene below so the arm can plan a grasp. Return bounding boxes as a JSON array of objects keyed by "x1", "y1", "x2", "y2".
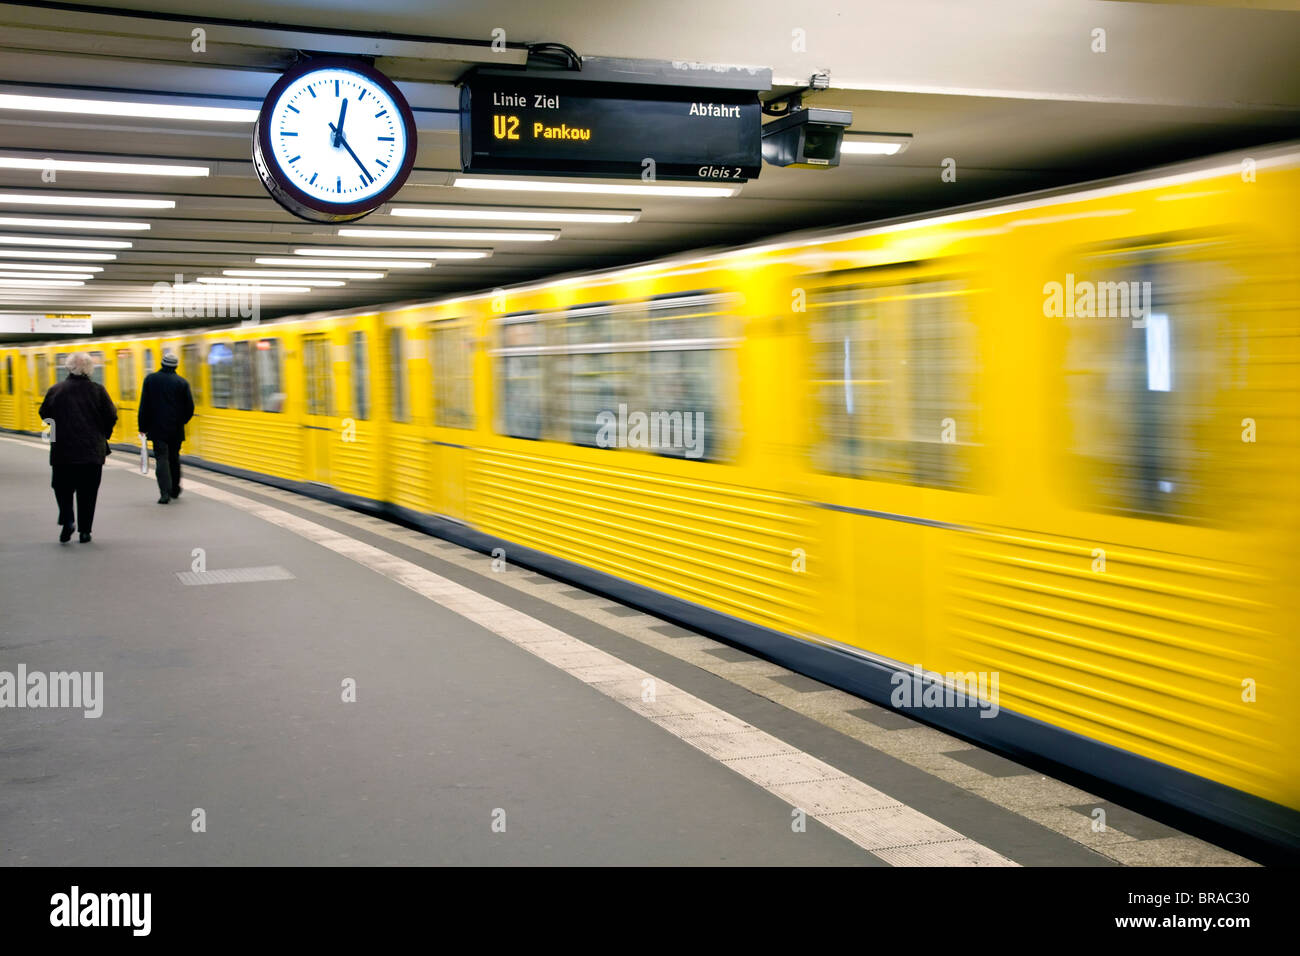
[
  {"x1": 531, "y1": 122, "x2": 592, "y2": 141},
  {"x1": 492, "y1": 115, "x2": 519, "y2": 140}
]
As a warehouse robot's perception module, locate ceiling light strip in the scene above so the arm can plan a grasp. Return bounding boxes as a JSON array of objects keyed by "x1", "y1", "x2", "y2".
[
  {"x1": 224, "y1": 270, "x2": 384, "y2": 280},
  {"x1": 337, "y1": 227, "x2": 556, "y2": 242},
  {"x1": 257, "y1": 257, "x2": 432, "y2": 270},
  {"x1": 0, "y1": 92, "x2": 258, "y2": 123},
  {"x1": 0, "y1": 234, "x2": 131, "y2": 248},
  {"x1": 390, "y1": 206, "x2": 639, "y2": 224},
  {"x1": 452, "y1": 176, "x2": 739, "y2": 198},
  {"x1": 0, "y1": 156, "x2": 208, "y2": 177},
  {"x1": 0, "y1": 261, "x2": 104, "y2": 272},
  {"x1": 0, "y1": 217, "x2": 150, "y2": 231},
  {"x1": 292, "y1": 248, "x2": 487, "y2": 259},
  {"x1": 0, "y1": 193, "x2": 176, "y2": 209}
]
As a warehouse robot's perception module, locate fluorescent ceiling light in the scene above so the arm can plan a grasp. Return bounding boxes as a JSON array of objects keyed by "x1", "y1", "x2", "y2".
[
  {"x1": 337, "y1": 227, "x2": 557, "y2": 242},
  {"x1": 0, "y1": 156, "x2": 208, "y2": 177},
  {"x1": 840, "y1": 133, "x2": 913, "y2": 156},
  {"x1": 0, "y1": 261, "x2": 103, "y2": 272},
  {"x1": 224, "y1": 269, "x2": 384, "y2": 280},
  {"x1": 173, "y1": 283, "x2": 311, "y2": 294},
  {"x1": 0, "y1": 278, "x2": 85, "y2": 287},
  {"x1": 0, "y1": 216, "x2": 149, "y2": 231},
  {"x1": 0, "y1": 270, "x2": 95, "y2": 279},
  {"x1": 198, "y1": 276, "x2": 344, "y2": 287},
  {"x1": 293, "y1": 248, "x2": 488, "y2": 260},
  {"x1": 453, "y1": 176, "x2": 739, "y2": 198},
  {"x1": 0, "y1": 249, "x2": 116, "y2": 260},
  {"x1": 0, "y1": 234, "x2": 131, "y2": 248},
  {"x1": 0, "y1": 193, "x2": 175, "y2": 209},
  {"x1": 257, "y1": 257, "x2": 432, "y2": 270},
  {"x1": 390, "y1": 206, "x2": 639, "y2": 225},
  {"x1": 0, "y1": 92, "x2": 257, "y2": 123}
]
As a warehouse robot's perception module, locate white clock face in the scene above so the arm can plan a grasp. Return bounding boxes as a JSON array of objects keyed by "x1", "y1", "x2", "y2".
[{"x1": 267, "y1": 66, "x2": 410, "y2": 206}]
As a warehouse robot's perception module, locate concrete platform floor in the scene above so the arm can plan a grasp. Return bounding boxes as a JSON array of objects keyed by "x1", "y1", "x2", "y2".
[{"x1": 0, "y1": 435, "x2": 1255, "y2": 866}]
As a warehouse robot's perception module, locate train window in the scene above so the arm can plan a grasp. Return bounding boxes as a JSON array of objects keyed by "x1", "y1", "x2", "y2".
[
  {"x1": 116, "y1": 350, "x2": 136, "y2": 399},
  {"x1": 490, "y1": 295, "x2": 739, "y2": 457},
  {"x1": 181, "y1": 344, "x2": 201, "y2": 405},
  {"x1": 255, "y1": 339, "x2": 283, "y2": 412},
  {"x1": 432, "y1": 321, "x2": 473, "y2": 429},
  {"x1": 88, "y1": 351, "x2": 105, "y2": 386},
  {"x1": 639, "y1": 293, "x2": 736, "y2": 461},
  {"x1": 4, "y1": 356, "x2": 11, "y2": 395},
  {"x1": 231, "y1": 341, "x2": 254, "y2": 410},
  {"x1": 809, "y1": 277, "x2": 980, "y2": 489},
  {"x1": 143, "y1": 349, "x2": 155, "y2": 375},
  {"x1": 494, "y1": 316, "x2": 543, "y2": 440},
  {"x1": 379, "y1": 325, "x2": 405, "y2": 421},
  {"x1": 350, "y1": 331, "x2": 369, "y2": 420},
  {"x1": 1062, "y1": 246, "x2": 1233, "y2": 521},
  {"x1": 558, "y1": 305, "x2": 623, "y2": 447},
  {"x1": 303, "y1": 335, "x2": 333, "y2": 417},
  {"x1": 388, "y1": 327, "x2": 408, "y2": 423},
  {"x1": 56, "y1": 353, "x2": 68, "y2": 381},
  {"x1": 35, "y1": 353, "x2": 48, "y2": 392},
  {"x1": 208, "y1": 343, "x2": 233, "y2": 408}
]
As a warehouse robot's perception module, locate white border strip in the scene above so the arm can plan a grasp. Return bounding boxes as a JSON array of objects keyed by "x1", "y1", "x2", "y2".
[{"x1": 166, "y1": 467, "x2": 1012, "y2": 866}]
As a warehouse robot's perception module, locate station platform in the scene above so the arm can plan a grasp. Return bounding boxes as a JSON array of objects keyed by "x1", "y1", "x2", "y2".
[{"x1": 0, "y1": 434, "x2": 1257, "y2": 866}]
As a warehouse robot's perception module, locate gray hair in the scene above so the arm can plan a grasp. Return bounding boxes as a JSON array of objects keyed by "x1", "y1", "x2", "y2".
[{"x1": 65, "y1": 353, "x2": 96, "y2": 377}]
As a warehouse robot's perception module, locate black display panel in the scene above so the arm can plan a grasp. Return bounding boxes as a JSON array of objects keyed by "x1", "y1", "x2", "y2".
[{"x1": 460, "y1": 73, "x2": 761, "y2": 182}]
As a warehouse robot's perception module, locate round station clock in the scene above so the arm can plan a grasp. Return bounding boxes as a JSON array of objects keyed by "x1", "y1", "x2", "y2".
[{"x1": 253, "y1": 57, "x2": 418, "y2": 223}]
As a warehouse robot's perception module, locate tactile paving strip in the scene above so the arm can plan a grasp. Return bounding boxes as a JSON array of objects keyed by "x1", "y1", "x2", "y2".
[{"x1": 175, "y1": 565, "x2": 295, "y2": 586}]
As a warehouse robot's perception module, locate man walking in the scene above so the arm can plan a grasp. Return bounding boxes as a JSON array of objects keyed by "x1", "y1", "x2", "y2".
[
  {"x1": 39, "y1": 352, "x2": 117, "y2": 543},
  {"x1": 137, "y1": 350, "x2": 195, "y2": 504}
]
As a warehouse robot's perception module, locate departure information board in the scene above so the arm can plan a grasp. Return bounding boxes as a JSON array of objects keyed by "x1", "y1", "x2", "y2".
[{"x1": 459, "y1": 73, "x2": 762, "y2": 182}]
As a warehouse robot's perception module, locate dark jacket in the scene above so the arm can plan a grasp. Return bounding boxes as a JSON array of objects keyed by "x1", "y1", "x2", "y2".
[
  {"x1": 138, "y1": 367, "x2": 195, "y2": 443},
  {"x1": 39, "y1": 374, "x2": 118, "y2": 466}
]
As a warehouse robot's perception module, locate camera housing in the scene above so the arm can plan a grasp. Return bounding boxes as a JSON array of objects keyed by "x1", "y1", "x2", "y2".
[{"x1": 761, "y1": 107, "x2": 853, "y2": 169}]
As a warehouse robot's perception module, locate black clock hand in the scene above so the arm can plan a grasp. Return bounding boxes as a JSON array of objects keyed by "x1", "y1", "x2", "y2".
[
  {"x1": 332, "y1": 98, "x2": 348, "y2": 148},
  {"x1": 329, "y1": 124, "x2": 374, "y2": 184}
]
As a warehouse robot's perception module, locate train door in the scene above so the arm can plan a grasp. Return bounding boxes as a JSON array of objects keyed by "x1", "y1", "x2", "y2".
[
  {"x1": 301, "y1": 333, "x2": 334, "y2": 485},
  {"x1": 179, "y1": 340, "x2": 204, "y2": 457},
  {"x1": 0, "y1": 352, "x2": 16, "y2": 429},
  {"x1": 427, "y1": 319, "x2": 473, "y2": 521},
  {"x1": 800, "y1": 267, "x2": 990, "y2": 666},
  {"x1": 113, "y1": 345, "x2": 141, "y2": 441},
  {"x1": 30, "y1": 353, "x2": 48, "y2": 428}
]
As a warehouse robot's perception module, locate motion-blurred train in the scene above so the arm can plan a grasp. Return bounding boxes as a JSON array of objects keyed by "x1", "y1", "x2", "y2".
[{"x1": 4, "y1": 143, "x2": 1298, "y2": 855}]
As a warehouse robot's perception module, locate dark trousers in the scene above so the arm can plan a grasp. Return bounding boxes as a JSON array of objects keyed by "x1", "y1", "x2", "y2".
[
  {"x1": 151, "y1": 437, "x2": 181, "y2": 497},
  {"x1": 52, "y1": 463, "x2": 103, "y2": 533}
]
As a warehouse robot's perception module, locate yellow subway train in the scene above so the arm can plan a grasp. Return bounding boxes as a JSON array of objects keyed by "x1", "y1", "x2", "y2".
[{"x1": 4, "y1": 143, "x2": 1298, "y2": 855}]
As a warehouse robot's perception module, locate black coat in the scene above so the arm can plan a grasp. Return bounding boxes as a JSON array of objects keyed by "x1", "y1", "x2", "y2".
[
  {"x1": 38, "y1": 374, "x2": 118, "y2": 466},
  {"x1": 137, "y1": 367, "x2": 195, "y2": 442}
]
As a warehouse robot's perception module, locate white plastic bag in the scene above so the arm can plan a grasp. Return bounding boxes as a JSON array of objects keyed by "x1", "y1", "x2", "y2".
[{"x1": 139, "y1": 434, "x2": 149, "y2": 475}]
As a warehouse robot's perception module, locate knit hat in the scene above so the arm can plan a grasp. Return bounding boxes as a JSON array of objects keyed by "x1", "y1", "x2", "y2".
[{"x1": 161, "y1": 351, "x2": 179, "y2": 367}]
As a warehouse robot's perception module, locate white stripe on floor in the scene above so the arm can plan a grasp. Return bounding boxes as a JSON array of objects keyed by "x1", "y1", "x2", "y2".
[
  {"x1": 191, "y1": 477, "x2": 1017, "y2": 867},
  {"x1": 4, "y1": 436, "x2": 1016, "y2": 866}
]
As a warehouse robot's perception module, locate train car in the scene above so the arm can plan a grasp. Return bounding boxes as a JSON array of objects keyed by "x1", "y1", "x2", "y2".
[{"x1": 7, "y1": 142, "x2": 1298, "y2": 854}]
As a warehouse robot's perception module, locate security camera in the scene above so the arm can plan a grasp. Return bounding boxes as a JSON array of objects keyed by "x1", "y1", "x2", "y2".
[{"x1": 761, "y1": 107, "x2": 853, "y2": 169}]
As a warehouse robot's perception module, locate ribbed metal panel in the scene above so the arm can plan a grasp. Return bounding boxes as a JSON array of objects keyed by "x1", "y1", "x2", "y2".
[
  {"x1": 946, "y1": 527, "x2": 1289, "y2": 803},
  {"x1": 467, "y1": 446, "x2": 819, "y2": 635},
  {"x1": 198, "y1": 413, "x2": 303, "y2": 481}
]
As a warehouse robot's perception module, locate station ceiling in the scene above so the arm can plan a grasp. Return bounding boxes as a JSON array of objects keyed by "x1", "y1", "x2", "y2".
[{"x1": 1, "y1": 0, "x2": 1298, "y2": 335}]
